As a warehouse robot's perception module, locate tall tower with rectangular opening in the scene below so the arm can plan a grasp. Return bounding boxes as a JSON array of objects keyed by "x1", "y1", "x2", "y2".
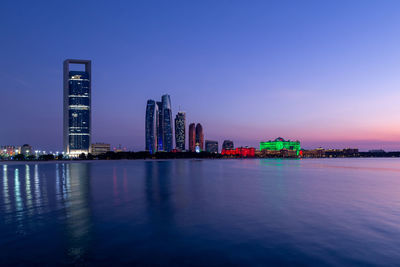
[{"x1": 63, "y1": 59, "x2": 91, "y2": 156}]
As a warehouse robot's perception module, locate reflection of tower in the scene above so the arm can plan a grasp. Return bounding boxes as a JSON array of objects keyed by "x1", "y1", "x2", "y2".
[
  {"x1": 189, "y1": 123, "x2": 196, "y2": 152},
  {"x1": 63, "y1": 163, "x2": 92, "y2": 262},
  {"x1": 145, "y1": 161, "x2": 174, "y2": 228},
  {"x1": 2, "y1": 165, "x2": 10, "y2": 213},
  {"x1": 195, "y1": 123, "x2": 204, "y2": 152}
]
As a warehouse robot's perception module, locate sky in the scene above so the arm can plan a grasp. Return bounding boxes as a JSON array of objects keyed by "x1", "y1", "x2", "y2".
[{"x1": 1, "y1": 0, "x2": 400, "y2": 151}]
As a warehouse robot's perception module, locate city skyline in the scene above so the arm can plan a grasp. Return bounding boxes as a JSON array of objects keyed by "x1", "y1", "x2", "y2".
[{"x1": 2, "y1": 1, "x2": 400, "y2": 151}]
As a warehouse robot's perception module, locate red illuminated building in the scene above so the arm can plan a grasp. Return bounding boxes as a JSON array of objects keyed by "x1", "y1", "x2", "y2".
[
  {"x1": 189, "y1": 123, "x2": 196, "y2": 152},
  {"x1": 221, "y1": 147, "x2": 255, "y2": 157}
]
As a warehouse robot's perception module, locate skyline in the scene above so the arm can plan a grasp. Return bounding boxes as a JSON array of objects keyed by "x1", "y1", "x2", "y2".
[{"x1": 2, "y1": 1, "x2": 400, "y2": 151}]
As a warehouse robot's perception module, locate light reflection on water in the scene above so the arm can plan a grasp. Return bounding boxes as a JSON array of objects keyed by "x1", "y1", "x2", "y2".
[{"x1": 0, "y1": 159, "x2": 400, "y2": 265}]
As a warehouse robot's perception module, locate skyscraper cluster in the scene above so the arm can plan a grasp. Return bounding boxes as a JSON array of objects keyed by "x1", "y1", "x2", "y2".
[
  {"x1": 146, "y1": 95, "x2": 207, "y2": 153},
  {"x1": 146, "y1": 94, "x2": 174, "y2": 153}
]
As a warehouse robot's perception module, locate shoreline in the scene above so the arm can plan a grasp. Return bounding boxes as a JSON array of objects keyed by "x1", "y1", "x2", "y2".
[{"x1": 1, "y1": 157, "x2": 400, "y2": 165}]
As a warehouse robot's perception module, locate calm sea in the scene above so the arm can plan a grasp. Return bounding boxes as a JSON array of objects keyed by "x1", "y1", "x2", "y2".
[{"x1": 0, "y1": 159, "x2": 400, "y2": 266}]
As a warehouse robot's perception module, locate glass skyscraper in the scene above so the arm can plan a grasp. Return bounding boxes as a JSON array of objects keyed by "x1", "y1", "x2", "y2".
[
  {"x1": 175, "y1": 112, "x2": 186, "y2": 151},
  {"x1": 195, "y1": 123, "x2": 204, "y2": 152},
  {"x1": 63, "y1": 59, "x2": 91, "y2": 156},
  {"x1": 145, "y1": 100, "x2": 158, "y2": 154},
  {"x1": 156, "y1": 101, "x2": 163, "y2": 151},
  {"x1": 162, "y1": 94, "x2": 173, "y2": 152},
  {"x1": 189, "y1": 123, "x2": 196, "y2": 152},
  {"x1": 145, "y1": 94, "x2": 174, "y2": 153}
]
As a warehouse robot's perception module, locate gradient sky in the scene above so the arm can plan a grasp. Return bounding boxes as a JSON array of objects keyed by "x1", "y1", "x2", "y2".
[{"x1": 1, "y1": 0, "x2": 400, "y2": 151}]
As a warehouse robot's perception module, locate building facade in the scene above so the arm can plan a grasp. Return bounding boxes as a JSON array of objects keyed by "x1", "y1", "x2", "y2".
[
  {"x1": 156, "y1": 101, "x2": 163, "y2": 151},
  {"x1": 145, "y1": 100, "x2": 158, "y2": 154},
  {"x1": 161, "y1": 94, "x2": 173, "y2": 152},
  {"x1": 222, "y1": 140, "x2": 234, "y2": 150},
  {"x1": 175, "y1": 112, "x2": 186, "y2": 151},
  {"x1": 63, "y1": 59, "x2": 91, "y2": 156},
  {"x1": 260, "y1": 137, "x2": 301, "y2": 156},
  {"x1": 195, "y1": 123, "x2": 204, "y2": 152},
  {"x1": 91, "y1": 143, "x2": 111, "y2": 156},
  {"x1": 188, "y1": 123, "x2": 196, "y2": 152},
  {"x1": 221, "y1": 147, "x2": 255, "y2": 157},
  {"x1": 20, "y1": 144, "x2": 33, "y2": 156},
  {"x1": 205, "y1": 140, "x2": 218, "y2": 153}
]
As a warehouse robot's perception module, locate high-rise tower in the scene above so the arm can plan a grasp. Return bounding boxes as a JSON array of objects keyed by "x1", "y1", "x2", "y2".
[
  {"x1": 162, "y1": 94, "x2": 173, "y2": 152},
  {"x1": 175, "y1": 112, "x2": 186, "y2": 151},
  {"x1": 195, "y1": 123, "x2": 204, "y2": 152},
  {"x1": 189, "y1": 123, "x2": 196, "y2": 152},
  {"x1": 145, "y1": 100, "x2": 158, "y2": 154},
  {"x1": 63, "y1": 59, "x2": 91, "y2": 156},
  {"x1": 156, "y1": 101, "x2": 163, "y2": 151}
]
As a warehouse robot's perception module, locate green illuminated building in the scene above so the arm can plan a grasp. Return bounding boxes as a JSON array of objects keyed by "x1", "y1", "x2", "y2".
[{"x1": 260, "y1": 137, "x2": 301, "y2": 155}]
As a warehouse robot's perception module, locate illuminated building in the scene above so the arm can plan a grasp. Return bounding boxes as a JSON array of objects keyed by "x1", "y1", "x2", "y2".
[
  {"x1": 145, "y1": 95, "x2": 173, "y2": 153},
  {"x1": 162, "y1": 94, "x2": 173, "y2": 152},
  {"x1": 20, "y1": 144, "x2": 33, "y2": 156},
  {"x1": 195, "y1": 123, "x2": 204, "y2": 152},
  {"x1": 156, "y1": 101, "x2": 163, "y2": 151},
  {"x1": 113, "y1": 145, "x2": 127, "y2": 153},
  {"x1": 175, "y1": 112, "x2": 186, "y2": 151},
  {"x1": 222, "y1": 140, "x2": 234, "y2": 150},
  {"x1": 91, "y1": 143, "x2": 111, "y2": 156},
  {"x1": 145, "y1": 100, "x2": 158, "y2": 154},
  {"x1": 63, "y1": 59, "x2": 91, "y2": 156},
  {"x1": 189, "y1": 123, "x2": 196, "y2": 152},
  {"x1": 221, "y1": 147, "x2": 255, "y2": 157},
  {"x1": 205, "y1": 140, "x2": 218, "y2": 153},
  {"x1": 0, "y1": 146, "x2": 20, "y2": 157},
  {"x1": 325, "y1": 148, "x2": 359, "y2": 157},
  {"x1": 260, "y1": 137, "x2": 301, "y2": 155},
  {"x1": 302, "y1": 148, "x2": 325, "y2": 158}
]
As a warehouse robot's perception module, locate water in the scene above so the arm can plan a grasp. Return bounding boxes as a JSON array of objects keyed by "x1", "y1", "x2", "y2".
[{"x1": 1, "y1": 159, "x2": 400, "y2": 266}]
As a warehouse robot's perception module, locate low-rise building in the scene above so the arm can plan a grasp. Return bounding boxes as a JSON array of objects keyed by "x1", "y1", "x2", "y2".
[
  {"x1": 91, "y1": 143, "x2": 111, "y2": 156},
  {"x1": 205, "y1": 140, "x2": 218, "y2": 153}
]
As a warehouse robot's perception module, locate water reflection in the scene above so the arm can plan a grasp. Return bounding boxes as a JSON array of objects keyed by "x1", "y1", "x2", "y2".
[
  {"x1": 34, "y1": 164, "x2": 41, "y2": 210},
  {"x1": 25, "y1": 165, "x2": 33, "y2": 214},
  {"x1": 3, "y1": 165, "x2": 11, "y2": 213},
  {"x1": 113, "y1": 166, "x2": 119, "y2": 205},
  {"x1": 63, "y1": 163, "x2": 92, "y2": 263},
  {"x1": 145, "y1": 161, "x2": 175, "y2": 229},
  {"x1": 14, "y1": 168, "x2": 22, "y2": 212}
]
